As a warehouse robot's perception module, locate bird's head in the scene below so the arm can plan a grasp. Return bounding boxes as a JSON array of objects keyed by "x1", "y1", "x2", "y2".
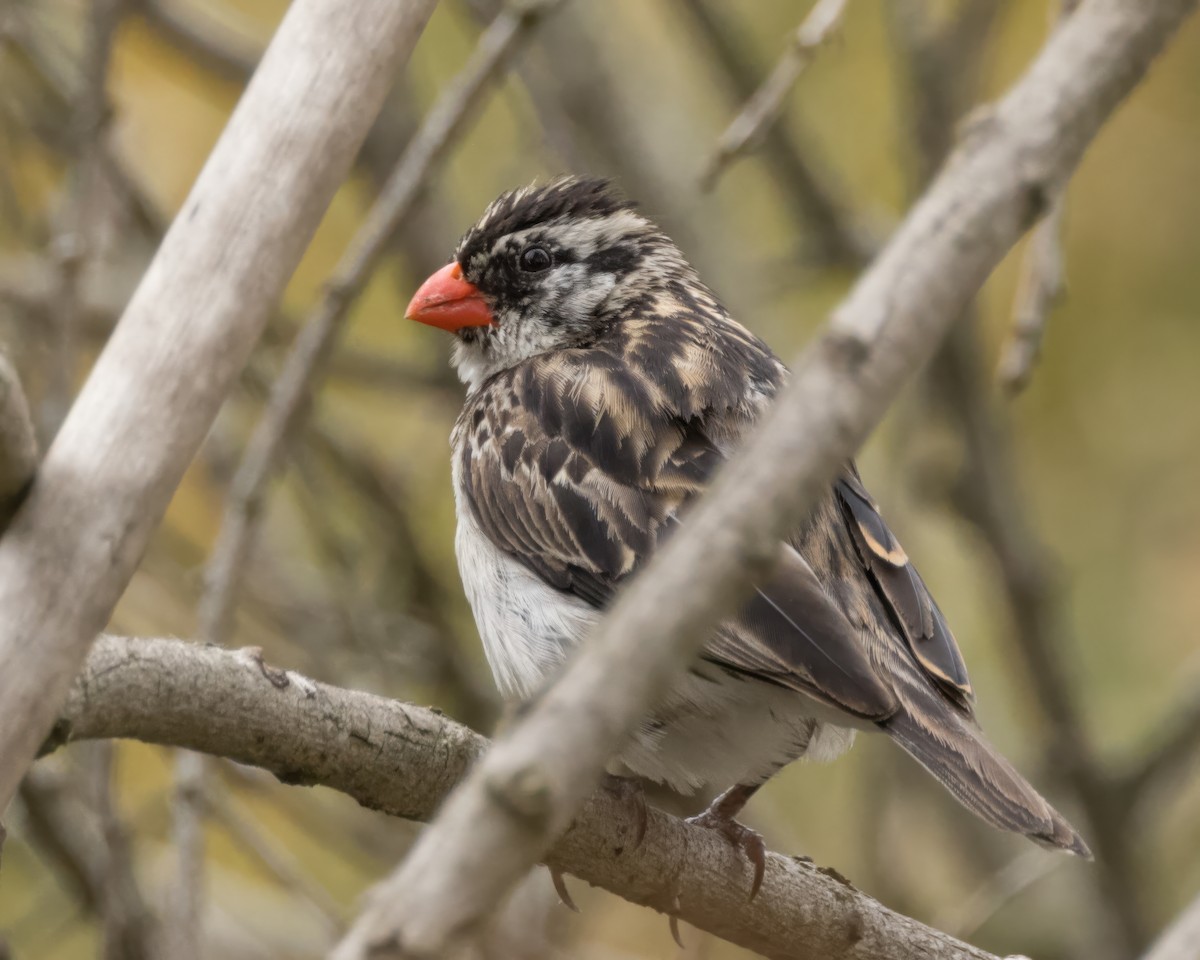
[{"x1": 406, "y1": 177, "x2": 687, "y2": 389}]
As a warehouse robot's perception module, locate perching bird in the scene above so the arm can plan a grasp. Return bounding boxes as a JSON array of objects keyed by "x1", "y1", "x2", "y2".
[{"x1": 406, "y1": 177, "x2": 1090, "y2": 890}]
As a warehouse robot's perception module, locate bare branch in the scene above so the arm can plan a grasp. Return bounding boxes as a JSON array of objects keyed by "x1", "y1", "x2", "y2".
[
  {"x1": 205, "y1": 783, "x2": 345, "y2": 940},
  {"x1": 0, "y1": 258, "x2": 458, "y2": 397},
  {"x1": 168, "y1": 749, "x2": 207, "y2": 960},
  {"x1": 137, "y1": 0, "x2": 260, "y2": 83},
  {"x1": 700, "y1": 0, "x2": 851, "y2": 189},
  {"x1": 18, "y1": 759, "x2": 160, "y2": 960},
  {"x1": 52, "y1": 635, "x2": 1005, "y2": 960},
  {"x1": 997, "y1": 1, "x2": 1080, "y2": 395},
  {"x1": 43, "y1": 0, "x2": 125, "y2": 435},
  {"x1": 87, "y1": 743, "x2": 162, "y2": 960},
  {"x1": 0, "y1": 353, "x2": 38, "y2": 529},
  {"x1": 934, "y1": 850, "x2": 1063, "y2": 940},
  {"x1": 675, "y1": 0, "x2": 876, "y2": 268},
  {"x1": 197, "y1": 0, "x2": 563, "y2": 648},
  {"x1": 0, "y1": 0, "x2": 439, "y2": 811},
  {"x1": 332, "y1": 2, "x2": 1198, "y2": 956},
  {"x1": 997, "y1": 196, "x2": 1066, "y2": 394}
]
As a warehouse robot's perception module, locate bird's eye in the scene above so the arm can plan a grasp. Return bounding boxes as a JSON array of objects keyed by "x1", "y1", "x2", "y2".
[{"x1": 519, "y1": 246, "x2": 552, "y2": 273}]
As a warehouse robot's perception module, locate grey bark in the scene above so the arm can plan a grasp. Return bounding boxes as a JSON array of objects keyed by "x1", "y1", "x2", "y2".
[
  {"x1": 0, "y1": 0, "x2": 439, "y2": 810},
  {"x1": 53, "y1": 635, "x2": 1001, "y2": 960}
]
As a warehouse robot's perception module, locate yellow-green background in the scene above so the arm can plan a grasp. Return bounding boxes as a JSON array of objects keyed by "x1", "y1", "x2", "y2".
[{"x1": 1, "y1": 1, "x2": 1198, "y2": 958}]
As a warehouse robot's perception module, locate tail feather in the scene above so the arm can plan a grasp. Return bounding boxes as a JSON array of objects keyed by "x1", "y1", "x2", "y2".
[{"x1": 883, "y1": 702, "x2": 1091, "y2": 858}]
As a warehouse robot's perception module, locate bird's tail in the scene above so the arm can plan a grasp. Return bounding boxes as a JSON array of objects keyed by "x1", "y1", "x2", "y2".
[{"x1": 881, "y1": 692, "x2": 1091, "y2": 858}]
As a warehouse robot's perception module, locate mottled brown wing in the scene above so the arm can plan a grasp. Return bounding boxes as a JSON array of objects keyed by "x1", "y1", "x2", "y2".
[
  {"x1": 456, "y1": 353, "x2": 896, "y2": 721},
  {"x1": 703, "y1": 546, "x2": 897, "y2": 720},
  {"x1": 835, "y1": 467, "x2": 974, "y2": 711}
]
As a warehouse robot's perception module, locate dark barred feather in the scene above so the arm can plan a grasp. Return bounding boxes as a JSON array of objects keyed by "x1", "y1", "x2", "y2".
[{"x1": 448, "y1": 177, "x2": 1090, "y2": 856}]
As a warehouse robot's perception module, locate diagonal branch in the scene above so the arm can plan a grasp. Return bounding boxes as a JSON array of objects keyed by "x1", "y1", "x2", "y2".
[
  {"x1": 674, "y1": 0, "x2": 876, "y2": 268},
  {"x1": 0, "y1": 0, "x2": 439, "y2": 811},
  {"x1": 197, "y1": 0, "x2": 564, "y2": 648},
  {"x1": 700, "y1": 0, "x2": 851, "y2": 189},
  {"x1": 50, "y1": 635, "x2": 1003, "y2": 960},
  {"x1": 332, "y1": 2, "x2": 1198, "y2": 956},
  {"x1": 997, "y1": 0, "x2": 1080, "y2": 395}
]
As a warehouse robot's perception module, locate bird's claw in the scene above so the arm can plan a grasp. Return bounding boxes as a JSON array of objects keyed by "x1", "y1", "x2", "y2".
[
  {"x1": 685, "y1": 809, "x2": 767, "y2": 900},
  {"x1": 548, "y1": 865, "x2": 579, "y2": 912}
]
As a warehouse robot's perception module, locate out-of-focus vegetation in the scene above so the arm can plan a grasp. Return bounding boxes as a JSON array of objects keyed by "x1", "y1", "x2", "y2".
[{"x1": 1, "y1": 1, "x2": 1198, "y2": 958}]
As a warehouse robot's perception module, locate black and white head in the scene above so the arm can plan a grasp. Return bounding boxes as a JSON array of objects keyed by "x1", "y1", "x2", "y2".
[{"x1": 405, "y1": 177, "x2": 689, "y2": 390}]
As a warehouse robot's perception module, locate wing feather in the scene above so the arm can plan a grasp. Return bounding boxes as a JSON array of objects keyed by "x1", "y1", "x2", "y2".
[
  {"x1": 835, "y1": 469, "x2": 974, "y2": 709},
  {"x1": 456, "y1": 352, "x2": 896, "y2": 722}
]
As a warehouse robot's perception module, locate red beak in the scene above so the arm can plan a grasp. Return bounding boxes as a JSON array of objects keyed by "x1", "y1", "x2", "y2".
[{"x1": 405, "y1": 262, "x2": 495, "y2": 331}]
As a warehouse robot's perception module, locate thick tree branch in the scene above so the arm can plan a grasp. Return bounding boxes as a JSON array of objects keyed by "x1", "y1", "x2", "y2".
[
  {"x1": 51, "y1": 635, "x2": 1003, "y2": 960},
  {"x1": 170, "y1": 8, "x2": 545, "y2": 944},
  {"x1": 0, "y1": 0, "x2": 439, "y2": 810},
  {"x1": 333, "y1": 2, "x2": 1197, "y2": 956},
  {"x1": 198, "y1": 0, "x2": 562, "y2": 649}
]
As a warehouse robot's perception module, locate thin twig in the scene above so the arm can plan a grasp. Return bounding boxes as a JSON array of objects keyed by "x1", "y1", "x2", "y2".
[
  {"x1": 675, "y1": 0, "x2": 875, "y2": 268},
  {"x1": 205, "y1": 784, "x2": 345, "y2": 940},
  {"x1": 997, "y1": 196, "x2": 1066, "y2": 394},
  {"x1": 43, "y1": 0, "x2": 123, "y2": 438},
  {"x1": 0, "y1": 261, "x2": 459, "y2": 397},
  {"x1": 19, "y1": 765, "x2": 106, "y2": 915},
  {"x1": 169, "y1": 749, "x2": 207, "y2": 960},
  {"x1": 196, "y1": 0, "x2": 564, "y2": 648},
  {"x1": 934, "y1": 850, "x2": 1063, "y2": 940},
  {"x1": 886, "y1": 1, "x2": 1147, "y2": 954},
  {"x1": 0, "y1": 353, "x2": 38, "y2": 530},
  {"x1": 699, "y1": 0, "x2": 851, "y2": 189},
  {"x1": 137, "y1": 0, "x2": 259, "y2": 83},
  {"x1": 87, "y1": 743, "x2": 161, "y2": 960},
  {"x1": 18, "y1": 759, "x2": 159, "y2": 960},
  {"x1": 997, "y1": 0, "x2": 1080, "y2": 395}
]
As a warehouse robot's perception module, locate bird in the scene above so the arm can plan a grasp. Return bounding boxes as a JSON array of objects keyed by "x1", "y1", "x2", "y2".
[{"x1": 405, "y1": 176, "x2": 1090, "y2": 894}]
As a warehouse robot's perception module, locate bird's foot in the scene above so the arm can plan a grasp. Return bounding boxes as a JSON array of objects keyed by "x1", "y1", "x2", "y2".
[
  {"x1": 547, "y1": 865, "x2": 579, "y2": 912},
  {"x1": 547, "y1": 776, "x2": 646, "y2": 913},
  {"x1": 601, "y1": 774, "x2": 648, "y2": 850},
  {"x1": 684, "y1": 806, "x2": 766, "y2": 900}
]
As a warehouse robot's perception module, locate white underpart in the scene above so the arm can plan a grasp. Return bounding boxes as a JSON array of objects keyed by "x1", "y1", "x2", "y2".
[{"x1": 452, "y1": 461, "x2": 856, "y2": 794}]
